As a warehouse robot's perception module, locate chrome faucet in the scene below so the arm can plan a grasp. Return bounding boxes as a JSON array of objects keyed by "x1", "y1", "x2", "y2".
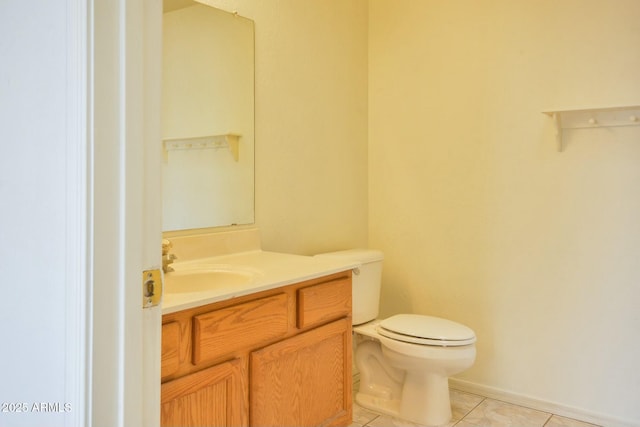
[{"x1": 162, "y1": 239, "x2": 177, "y2": 273}]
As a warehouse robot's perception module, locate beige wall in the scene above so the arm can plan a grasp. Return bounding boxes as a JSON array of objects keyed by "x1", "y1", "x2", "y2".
[
  {"x1": 201, "y1": 0, "x2": 370, "y2": 254},
  {"x1": 185, "y1": 0, "x2": 639, "y2": 423},
  {"x1": 369, "y1": 0, "x2": 640, "y2": 424}
]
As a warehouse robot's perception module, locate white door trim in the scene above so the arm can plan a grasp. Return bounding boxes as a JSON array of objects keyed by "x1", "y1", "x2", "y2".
[
  {"x1": 65, "y1": 0, "x2": 89, "y2": 425},
  {"x1": 89, "y1": 0, "x2": 162, "y2": 425},
  {"x1": 141, "y1": 0, "x2": 164, "y2": 424}
]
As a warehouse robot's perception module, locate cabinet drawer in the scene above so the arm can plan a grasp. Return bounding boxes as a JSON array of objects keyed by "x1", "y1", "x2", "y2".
[
  {"x1": 193, "y1": 293, "x2": 289, "y2": 365},
  {"x1": 161, "y1": 322, "x2": 181, "y2": 380},
  {"x1": 297, "y1": 277, "x2": 351, "y2": 329}
]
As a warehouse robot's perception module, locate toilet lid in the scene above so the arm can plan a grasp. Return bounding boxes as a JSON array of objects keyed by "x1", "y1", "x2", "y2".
[{"x1": 378, "y1": 314, "x2": 476, "y2": 347}]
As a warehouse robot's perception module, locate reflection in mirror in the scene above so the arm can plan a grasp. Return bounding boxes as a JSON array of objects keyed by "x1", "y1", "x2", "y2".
[{"x1": 162, "y1": 1, "x2": 255, "y2": 231}]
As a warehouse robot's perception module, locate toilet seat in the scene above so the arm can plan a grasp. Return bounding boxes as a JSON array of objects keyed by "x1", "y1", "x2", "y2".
[{"x1": 378, "y1": 314, "x2": 476, "y2": 347}]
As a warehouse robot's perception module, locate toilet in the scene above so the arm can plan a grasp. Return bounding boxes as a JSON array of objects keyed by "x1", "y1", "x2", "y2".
[{"x1": 316, "y1": 249, "x2": 476, "y2": 426}]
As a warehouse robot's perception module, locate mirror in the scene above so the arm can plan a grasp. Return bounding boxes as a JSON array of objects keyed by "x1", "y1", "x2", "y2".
[{"x1": 162, "y1": 1, "x2": 255, "y2": 231}]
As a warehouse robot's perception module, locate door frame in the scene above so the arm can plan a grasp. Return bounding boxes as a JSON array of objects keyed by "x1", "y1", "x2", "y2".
[{"x1": 88, "y1": 0, "x2": 162, "y2": 425}]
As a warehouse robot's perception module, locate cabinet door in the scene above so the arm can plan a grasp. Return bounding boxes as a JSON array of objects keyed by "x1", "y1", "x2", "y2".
[
  {"x1": 161, "y1": 358, "x2": 248, "y2": 427},
  {"x1": 161, "y1": 321, "x2": 181, "y2": 380},
  {"x1": 250, "y1": 318, "x2": 352, "y2": 427}
]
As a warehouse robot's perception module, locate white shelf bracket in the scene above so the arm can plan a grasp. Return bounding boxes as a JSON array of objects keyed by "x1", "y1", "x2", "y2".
[
  {"x1": 543, "y1": 105, "x2": 640, "y2": 152},
  {"x1": 549, "y1": 111, "x2": 564, "y2": 152}
]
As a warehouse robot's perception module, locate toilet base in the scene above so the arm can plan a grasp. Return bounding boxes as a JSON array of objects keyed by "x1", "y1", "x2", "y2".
[
  {"x1": 356, "y1": 374, "x2": 452, "y2": 426},
  {"x1": 400, "y1": 372, "x2": 452, "y2": 426},
  {"x1": 355, "y1": 392, "x2": 401, "y2": 420}
]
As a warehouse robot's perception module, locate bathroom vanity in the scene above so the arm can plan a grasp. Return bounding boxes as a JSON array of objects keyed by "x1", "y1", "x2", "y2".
[
  {"x1": 160, "y1": 237, "x2": 356, "y2": 427},
  {"x1": 160, "y1": 2, "x2": 355, "y2": 423}
]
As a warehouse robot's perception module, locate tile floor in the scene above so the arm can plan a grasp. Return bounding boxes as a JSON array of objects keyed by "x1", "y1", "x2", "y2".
[{"x1": 350, "y1": 387, "x2": 601, "y2": 427}]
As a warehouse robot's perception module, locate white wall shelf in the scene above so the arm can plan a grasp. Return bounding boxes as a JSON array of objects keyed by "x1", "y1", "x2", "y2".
[
  {"x1": 163, "y1": 133, "x2": 241, "y2": 161},
  {"x1": 543, "y1": 105, "x2": 640, "y2": 152}
]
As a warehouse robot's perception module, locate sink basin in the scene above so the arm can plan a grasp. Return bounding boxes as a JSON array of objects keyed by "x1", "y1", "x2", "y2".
[{"x1": 165, "y1": 264, "x2": 261, "y2": 294}]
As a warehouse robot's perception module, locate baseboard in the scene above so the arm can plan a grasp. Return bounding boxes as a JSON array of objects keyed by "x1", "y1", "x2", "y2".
[{"x1": 449, "y1": 378, "x2": 639, "y2": 427}]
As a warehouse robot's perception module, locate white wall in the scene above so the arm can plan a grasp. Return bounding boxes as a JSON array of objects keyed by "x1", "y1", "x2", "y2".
[
  {"x1": 198, "y1": 0, "x2": 370, "y2": 255},
  {"x1": 0, "y1": 1, "x2": 85, "y2": 426},
  {"x1": 369, "y1": 0, "x2": 640, "y2": 424}
]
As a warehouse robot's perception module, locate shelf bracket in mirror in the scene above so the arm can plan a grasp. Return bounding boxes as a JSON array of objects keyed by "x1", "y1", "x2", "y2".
[{"x1": 163, "y1": 133, "x2": 241, "y2": 161}]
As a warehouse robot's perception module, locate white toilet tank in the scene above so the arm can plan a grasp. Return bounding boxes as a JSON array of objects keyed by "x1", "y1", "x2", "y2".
[{"x1": 316, "y1": 249, "x2": 384, "y2": 325}]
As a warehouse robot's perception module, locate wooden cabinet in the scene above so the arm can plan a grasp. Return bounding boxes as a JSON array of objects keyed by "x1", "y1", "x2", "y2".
[
  {"x1": 161, "y1": 359, "x2": 248, "y2": 427},
  {"x1": 161, "y1": 272, "x2": 352, "y2": 427},
  {"x1": 251, "y1": 318, "x2": 351, "y2": 427},
  {"x1": 192, "y1": 293, "x2": 289, "y2": 365}
]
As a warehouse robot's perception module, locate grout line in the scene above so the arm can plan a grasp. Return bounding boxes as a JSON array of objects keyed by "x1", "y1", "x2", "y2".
[
  {"x1": 541, "y1": 413, "x2": 554, "y2": 427},
  {"x1": 450, "y1": 387, "x2": 485, "y2": 423},
  {"x1": 454, "y1": 395, "x2": 485, "y2": 427}
]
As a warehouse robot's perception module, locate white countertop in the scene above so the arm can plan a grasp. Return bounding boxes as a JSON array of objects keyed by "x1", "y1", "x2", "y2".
[{"x1": 161, "y1": 250, "x2": 358, "y2": 314}]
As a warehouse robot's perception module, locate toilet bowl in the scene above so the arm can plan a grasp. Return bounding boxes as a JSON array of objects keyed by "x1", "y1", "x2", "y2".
[
  {"x1": 355, "y1": 315, "x2": 475, "y2": 425},
  {"x1": 315, "y1": 250, "x2": 476, "y2": 426}
]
